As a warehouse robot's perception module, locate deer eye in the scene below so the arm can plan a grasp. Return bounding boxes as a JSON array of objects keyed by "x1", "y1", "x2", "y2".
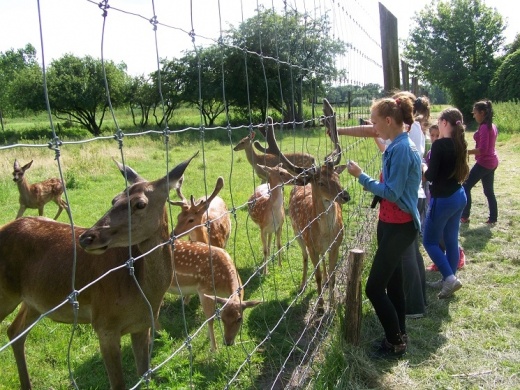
[
  {"x1": 136, "y1": 200, "x2": 147, "y2": 209},
  {"x1": 236, "y1": 316, "x2": 243, "y2": 324},
  {"x1": 188, "y1": 218, "x2": 194, "y2": 223}
]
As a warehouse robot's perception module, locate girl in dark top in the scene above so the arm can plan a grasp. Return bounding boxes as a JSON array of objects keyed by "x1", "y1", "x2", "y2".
[{"x1": 423, "y1": 107, "x2": 469, "y2": 299}]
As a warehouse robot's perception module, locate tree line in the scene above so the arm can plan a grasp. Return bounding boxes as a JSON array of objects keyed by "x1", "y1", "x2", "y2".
[{"x1": 1, "y1": 1, "x2": 518, "y2": 137}]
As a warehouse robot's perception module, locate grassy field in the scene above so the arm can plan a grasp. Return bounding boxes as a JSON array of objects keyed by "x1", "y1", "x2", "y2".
[
  {"x1": 311, "y1": 109, "x2": 520, "y2": 389},
  {"x1": 0, "y1": 118, "x2": 380, "y2": 389},
  {"x1": 0, "y1": 102, "x2": 518, "y2": 389}
]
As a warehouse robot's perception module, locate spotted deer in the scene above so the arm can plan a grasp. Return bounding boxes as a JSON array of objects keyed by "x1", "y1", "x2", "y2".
[
  {"x1": 247, "y1": 163, "x2": 301, "y2": 274},
  {"x1": 170, "y1": 176, "x2": 231, "y2": 249},
  {"x1": 233, "y1": 120, "x2": 315, "y2": 183},
  {"x1": 261, "y1": 99, "x2": 350, "y2": 308},
  {"x1": 12, "y1": 159, "x2": 69, "y2": 220},
  {"x1": 0, "y1": 155, "x2": 194, "y2": 390},
  {"x1": 168, "y1": 240, "x2": 261, "y2": 351}
]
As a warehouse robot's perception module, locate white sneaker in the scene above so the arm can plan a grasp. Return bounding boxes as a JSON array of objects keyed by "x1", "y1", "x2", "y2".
[{"x1": 438, "y1": 278, "x2": 462, "y2": 299}]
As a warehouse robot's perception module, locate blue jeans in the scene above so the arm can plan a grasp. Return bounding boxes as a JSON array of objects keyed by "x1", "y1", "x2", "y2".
[
  {"x1": 423, "y1": 187, "x2": 467, "y2": 279},
  {"x1": 462, "y1": 163, "x2": 498, "y2": 222}
]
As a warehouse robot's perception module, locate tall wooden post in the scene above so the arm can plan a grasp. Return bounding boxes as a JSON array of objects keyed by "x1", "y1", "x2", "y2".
[
  {"x1": 379, "y1": 3, "x2": 400, "y2": 95},
  {"x1": 401, "y1": 60, "x2": 410, "y2": 91},
  {"x1": 343, "y1": 249, "x2": 365, "y2": 345}
]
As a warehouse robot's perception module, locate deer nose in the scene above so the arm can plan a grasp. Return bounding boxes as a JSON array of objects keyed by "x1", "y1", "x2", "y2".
[
  {"x1": 341, "y1": 191, "x2": 351, "y2": 203},
  {"x1": 78, "y1": 233, "x2": 94, "y2": 248}
]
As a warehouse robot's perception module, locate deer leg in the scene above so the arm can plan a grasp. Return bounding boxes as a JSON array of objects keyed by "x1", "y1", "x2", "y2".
[
  {"x1": 296, "y1": 237, "x2": 309, "y2": 293},
  {"x1": 309, "y1": 251, "x2": 324, "y2": 308},
  {"x1": 15, "y1": 205, "x2": 26, "y2": 219},
  {"x1": 275, "y1": 227, "x2": 282, "y2": 267},
  {"x1": 97, "y1": 330, "x2": 125, "y2": 390},
  {"x1": 260, "y1": 230, "x2": 269, "y2": 275},
  {"x1": 37, "y1": 206, "x2": 44, "y2": 216},
  {"x1": 53, "y1": 199, "x2": 65, "y2": 220},
  {"x1": 200, "y1": 294, "x2": 217, "y2": 351},
  {"x1": 130, "y1": 329, "x2": 151, "y2": 378},
  {"x1": 7, "y1": 303, "x2": 40, "y2": 390},
  {"x1": 327, "y1": 246, "x2": 340, "y2": 305}
]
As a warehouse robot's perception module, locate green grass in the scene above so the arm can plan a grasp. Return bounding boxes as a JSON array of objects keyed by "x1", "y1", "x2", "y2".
[
  {"x1": 0, "y1": 120, "x2": 379, "y2": 389},
  {"x1": 0, "y1": 102, "x2": 518, "y2": 389}
]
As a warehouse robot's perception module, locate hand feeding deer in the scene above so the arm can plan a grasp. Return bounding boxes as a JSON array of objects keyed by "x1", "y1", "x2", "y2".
[
  {"x1": 233, "y1": 119, "x2": 315, "y2": 183},
  {"x1": 170, "y1": 176, "x2": 231, "y2": 249},
  {"x1": 0, "y1": 155, "x2": 194, "y2": 390},
  {"x1": 261, "y1": 100, "x2": 350, "y2": 309},
  {"x1": 12, "y1": 159, "x2": 69, "y2": 220},
  {"x1": 247, "y1": 163, "x2": 301, "y2": 274}
]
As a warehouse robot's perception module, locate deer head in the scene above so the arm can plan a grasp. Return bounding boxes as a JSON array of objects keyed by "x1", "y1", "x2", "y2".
[
  {"x1": 170, "y1": 176, "x2": 225, "y2": 239},
  {"x1": 259, "y1": 102, "x2": 350, "y2": 204},
  {"x1": 79, "y1": 153, "x2": 198, "y2": 253}
]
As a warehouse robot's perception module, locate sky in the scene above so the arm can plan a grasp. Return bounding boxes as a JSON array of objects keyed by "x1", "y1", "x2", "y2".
[{"x1": 0, "y1": 0, "x2": 518, "y2": 82}]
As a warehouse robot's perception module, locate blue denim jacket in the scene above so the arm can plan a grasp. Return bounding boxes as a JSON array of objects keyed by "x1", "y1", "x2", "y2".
[{"x1": 358, "y1": 132, "x2": 422, "y2": 230}]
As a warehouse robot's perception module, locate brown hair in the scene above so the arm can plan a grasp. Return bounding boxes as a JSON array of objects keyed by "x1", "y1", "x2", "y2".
[
  {"x1": 372, "y1": 94, "x2": 414, "y2": 127},
  {"x1": 438, "y1": 107, "x2": 469, "y2": 183},
  {"x1": 473, "y1": 99, "x2": 494, "y2": 127}
]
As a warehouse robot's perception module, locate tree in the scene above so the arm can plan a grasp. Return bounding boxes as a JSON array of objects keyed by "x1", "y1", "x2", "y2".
[
  {"x1": 403, "y1": 0, "x2": 505, "y2": 117},
  {"x1": 46, "y1": 54, "x2": 129, "y2": 136},
  {"x1": 490, "y1": 49, "x2": 520, "y2": 102},
  {"x1": 127, "y1": 75, "x2": 156, "y2": 128},
  {"x1": 223, "y1": 8, "x2": 345, "y2": 124},
  {"x1": 170, "y1": 48, "x2": 226, "y2": 128},
  {"x1": 0, "y1": 44, "x2": 39, "y2": 117}
]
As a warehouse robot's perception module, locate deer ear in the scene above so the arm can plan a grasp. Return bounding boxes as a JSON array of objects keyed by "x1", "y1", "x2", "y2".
[
  {"x1": 112, "y1": 158, "x2": 145, "y2": 184},
  {"x1": 334, "y1": 165, "x2": 348, "y2": 174},
  {"x1": 241, "y1": 300, "x2": 262, "y2": 309},
  {"x1": 165, "y1": 152, "x2": 198, "y2": 190},
  {"x1": 22, "y1": 160, "x2": 34, "y2": 171},
  {"x1": 13, "y1": 160, "x2": 20, "y2": 170}
]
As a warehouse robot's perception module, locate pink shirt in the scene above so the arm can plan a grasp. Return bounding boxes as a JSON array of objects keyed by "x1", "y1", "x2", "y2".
[{"x1": 474, "y1": 123, "x2": 498, "y2": 170}]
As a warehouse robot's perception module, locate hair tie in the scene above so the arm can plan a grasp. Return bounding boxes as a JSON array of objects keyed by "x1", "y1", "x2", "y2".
[{"x1": 456, "y1": 120, "x2": 462, "y2": 125}]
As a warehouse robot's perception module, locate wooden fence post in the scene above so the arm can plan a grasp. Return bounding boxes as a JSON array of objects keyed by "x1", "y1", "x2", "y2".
[
  {"x1": 343, "y1": 248, "x2": 365, "y2": 345},
  {"x1": 379, "y1": 3, "x2": 400, "y2": 94}
]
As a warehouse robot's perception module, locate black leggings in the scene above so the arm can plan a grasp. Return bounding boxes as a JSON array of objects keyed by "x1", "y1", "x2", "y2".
[{"x1": 366, "y1": 220, "x2": 418, "y2": 344}]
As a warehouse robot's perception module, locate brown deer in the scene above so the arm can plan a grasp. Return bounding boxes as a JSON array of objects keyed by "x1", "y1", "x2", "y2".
[
  {"x1": 12, "y1": 159, "x2": 69, "y2": 220},
  {"x1": 261, "y1": 100, "x2": 350, "y2": 308},
  {"x1": 233, "y1": 121, "x2": 315, "y2": 183},
  {"x1": 0, "y1": 155, "x2": 193, "y2": 390},
  {"x1": 247, "y1": 163, "x2": 301, "y2": 274},
  {"x1": 168, "y1": 240, "x2": 261, "y2": 351},
  {"x1": 170, "y1": 176, "x2": 231, "y2": 249}
]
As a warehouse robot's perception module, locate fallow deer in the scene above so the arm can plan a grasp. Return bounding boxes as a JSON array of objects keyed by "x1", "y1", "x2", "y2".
[
  {"x1": 247, "y1": 163, "x2": 301, "y2": 274},
  {"x1": 12, "y1": 159, "x2": 69, "y2": 220},
  {"x1": 0, "y1": 155, "x2": 194, "y2": 390},
  {"x1": 233, "y1": 123, "x2": 315, "y2": 183},
  {"x1": 168, "y1": 240, "x2": 261, "y2": 351},
  {"x1": 170, "y1": 176, "x2": 231, "y2": 249},
  {"x1": 261, "y1": 100, "x2": 350, "y2": 308}
]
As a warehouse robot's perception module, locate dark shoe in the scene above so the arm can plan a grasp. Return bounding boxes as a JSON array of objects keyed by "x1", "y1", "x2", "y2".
[
  {"x1": 427, "y1": 279, "x2": 444, "y2": 289},
  {"x1": 438, "y1": 277, "x2": 462, "y2": 299},
  {"x1": 370, "y1": 338, "x2": 407, "y2": 360}
]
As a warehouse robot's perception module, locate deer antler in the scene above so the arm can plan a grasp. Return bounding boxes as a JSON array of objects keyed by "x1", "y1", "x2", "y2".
[
  {"x1": 322, "y1": 98, "x2": 342, "y2": 166},
  {"x1": 257, "y1": 116, "x2": 310, "y2": 175},
  {"x1": 190, "y1": 177, "x2": 225, "y2": 213}
]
